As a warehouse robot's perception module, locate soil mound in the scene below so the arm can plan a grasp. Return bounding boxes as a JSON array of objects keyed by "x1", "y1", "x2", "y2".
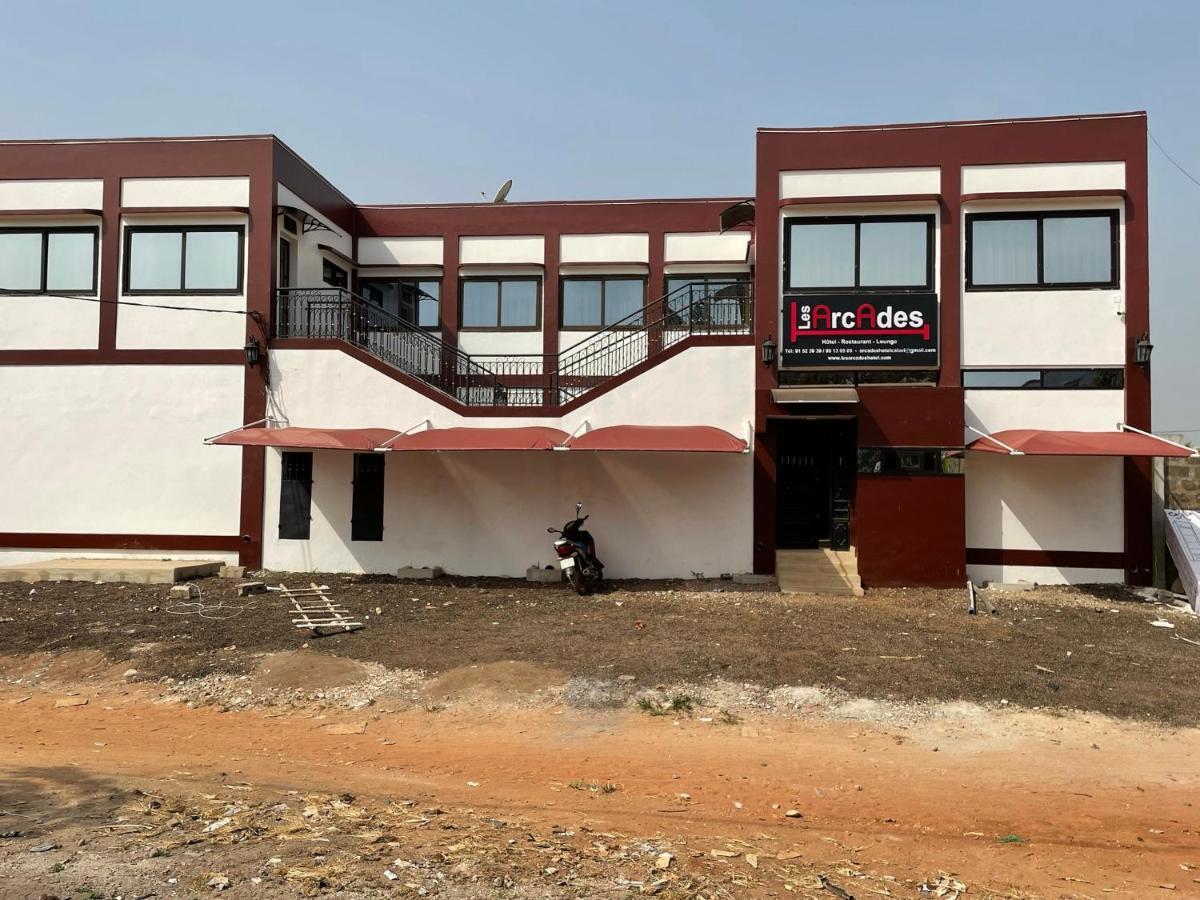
[
  {"x1": 253, "y1": 651, "x2": 370, "y2": 691},
  {"x1": 423, "y1": 660, "x2": 567, "y2": 702}
]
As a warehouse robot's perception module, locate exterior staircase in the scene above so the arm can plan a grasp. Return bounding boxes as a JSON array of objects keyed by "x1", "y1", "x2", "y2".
[
  {"x1": 775, "y1": 547, "x2": 863, "y2": 596},
  {"x1": 273, "y1": 283, "x2": 752, "y2": 410}
]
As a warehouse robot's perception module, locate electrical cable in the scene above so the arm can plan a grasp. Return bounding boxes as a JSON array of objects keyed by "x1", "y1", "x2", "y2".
[
  {"x1": 1150, "y1": 131, "x2": 1200, "y2": 192},
  {"x1": 0, "y1": 291, "x2": 258, "y2": 316}
]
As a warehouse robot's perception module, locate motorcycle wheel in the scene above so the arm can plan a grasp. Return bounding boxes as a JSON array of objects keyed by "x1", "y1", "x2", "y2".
[{"x1": 565, "y1": 566, "x2": 589, "y2": 596}]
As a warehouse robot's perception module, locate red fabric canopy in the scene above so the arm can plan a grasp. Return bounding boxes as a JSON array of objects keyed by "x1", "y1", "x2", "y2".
[
  {"x1": 384, "y1": 426, "x2": 570, "y2": 451},
  {"x1": 567, "y1": 425, "x2": 748, "y2": 453},
  {"x1": 968, "y1": 429, "x2": 1193, "y2": 458},
  {"x1": 209, "y1": 426, "x2": 399, "y2": 451}
]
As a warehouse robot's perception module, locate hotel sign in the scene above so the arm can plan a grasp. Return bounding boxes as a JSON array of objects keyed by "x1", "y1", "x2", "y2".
[{"x1": 780, "y1": 293, "x2": 939, "y2": 369}]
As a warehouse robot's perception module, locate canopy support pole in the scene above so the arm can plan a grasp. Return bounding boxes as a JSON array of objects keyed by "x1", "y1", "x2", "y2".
[
  {"x1": 1119, "y1": 423, "x2": 1200, "y2": 457},
  {"x1": 376, "y1": 420, "x2": 432, "y2": 452},
  {"x1": 967, "y1": 425, "x2": 1024, "y2": 456},
  {"x1": 203, "y1": 416, "x2": 279, "y2": 445}
]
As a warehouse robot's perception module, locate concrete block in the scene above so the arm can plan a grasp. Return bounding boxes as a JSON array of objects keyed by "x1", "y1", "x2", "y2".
[
  {"x1": 731, "y1": 573, "x2": 777, "y2": 586},
  {"x1": 169, "y1": 584, "x2": 198, "y2": 600},
  {"x1": 526, "y1": 565, "x2": 562, "y2": 583},
  {"x1": 219, "y1": 565, "x2": 246, "y2": 579},
  {"x1": 396, "y1": 566, "x2": 443, "y2": 580},
  {"x1": 237, "y1": 581, "x2": 267, "y2": 597},
  {"x1": 0, "y1": 558, "x2": 221, "y2": 585}
]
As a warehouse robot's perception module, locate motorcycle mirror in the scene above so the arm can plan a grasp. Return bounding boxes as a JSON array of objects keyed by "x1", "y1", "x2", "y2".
[
  {"x1": 546, "y1": 527, "x2": 557, "y2": 533},
  {"x1": 575, "y1": 501, "x2": 583, "y2": 513}
]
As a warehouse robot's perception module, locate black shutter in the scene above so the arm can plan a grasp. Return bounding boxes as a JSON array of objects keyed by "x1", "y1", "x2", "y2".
[
  {"x1": 279, "y1": 452, "x2": 313, "y2": 540},
  {"x1": 351, "y1": 453, "x2": 385, "y2": 541}
]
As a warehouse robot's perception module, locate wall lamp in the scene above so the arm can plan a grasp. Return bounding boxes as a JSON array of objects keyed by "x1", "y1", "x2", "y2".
[
  {"x1": 1134, "y1": 332, "x2": 1153, "y2": 366},
  {"x1": 244, "y1": 336, "x2": 262, "y2": 367},
  {"x1": 761, "y1": 334, "x2": 777, "y2": 367}
]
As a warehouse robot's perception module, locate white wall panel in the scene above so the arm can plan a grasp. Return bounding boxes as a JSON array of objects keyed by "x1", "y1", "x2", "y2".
[
  {"x1": 964, "y1": 389, "x2": 1125, "y2": 439},
  {"x1": 961, "y1": 161, "x2": 1125, "y2": 194},
  {"x1": 965, "y1": 453, "x2": 1124, "y2": 553},
  {"x1": 0, "y1": 365, "x2": 243, "y2": 535},
  {"x1": 0, "y1": 296, "x2": 99, "y2": 349},
  {"x1": 664, "y1": 231, "x2": 750, "y2": 262},
  {"x1": 966, "y1": 563, "x2": 1123, "y2": 585},
  {"x1": 460, "y1": 235, "x2": 544, "y2": 264},
  {"x1": 961, "y1": 291, "x2": 1125, "y2": 367},
  {"x1": 121, "y1": 177, "x2": 250, "y2": 208},
  {"x1": 0, "y1": 179, "x2": 103, "y2": 210},
  {"x1": 357, "y1": 236, "x2": 443, "y2": 266},
  {"x1": 560, "y1": 233, "x2": 649, "y2": 263},
  {"x1": 779, "y1": 167, "x2": 940, "y2": 198}
]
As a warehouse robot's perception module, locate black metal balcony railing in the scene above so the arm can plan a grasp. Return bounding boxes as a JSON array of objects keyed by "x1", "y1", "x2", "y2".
[{"x1": 274, "y1": 281, "x2": 753, "y2": 408}]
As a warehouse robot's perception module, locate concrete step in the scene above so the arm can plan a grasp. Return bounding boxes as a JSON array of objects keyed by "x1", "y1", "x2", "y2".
[
  {"x1": 776, "y1": 548, "x2": 863, "y2": 597},
  {"x1": 0, "y1": 557, "x2": 222, "y2": 585}
]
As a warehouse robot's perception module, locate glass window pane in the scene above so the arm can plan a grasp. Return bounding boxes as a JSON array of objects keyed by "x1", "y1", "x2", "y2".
[
  {"x1": 499, "y1": 279, "x2": 538, "y2": 327},
  {"x1": 45, "y1": 232, "x2": 95, "y2": 292},
  {"x1": 603, "y1": 279, "x2": 643, "y2": 326},
  {"x1": 0, "y1": 232, "x2": 43, "y2": 290},
  {"x1": 970, "y1": 219, "x2": 1037, "y2": 286},
  {"x1": 859, "y1": 220, "x2": 928, "y2": 287},
  {"x1": 128, "y1": 231, "x2": 183, "y2": 291},
  {"x1": 962, "y1": 370, "x2": 1041, "y2": 388},
  {"x1": 462, "y1": 280, "x2": 498, "y2": 327},
  {"x1": 562, "y1": 279, "x2": 602, "y2": 327},
  {"x1": 184, "y1": 230, "x2": 240, "y2": 290},
  {"x1": 1043, "y1": 215, "x2": 1113, "y2": 284},
  {"x1": 788, "y1": 223, "x2": 855, "y2": 288},
  {"x1": 417, "y1": 280, "x2": 440, "y2": 328}
]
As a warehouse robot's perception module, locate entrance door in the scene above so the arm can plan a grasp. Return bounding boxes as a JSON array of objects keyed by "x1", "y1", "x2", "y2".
[{"x1": 776, "y1": 419, "x2": 855, "y2": 548}]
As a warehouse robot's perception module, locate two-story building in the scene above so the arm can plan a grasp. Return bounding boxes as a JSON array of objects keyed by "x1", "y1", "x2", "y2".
[{"x1": 0, "y1": 112, "x2": 1187, "y2": 587}]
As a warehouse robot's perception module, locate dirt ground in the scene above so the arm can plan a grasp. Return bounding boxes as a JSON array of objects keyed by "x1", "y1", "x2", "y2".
[{"x1": 1, "y1": 575, "x2": 1199, "y2": 899}]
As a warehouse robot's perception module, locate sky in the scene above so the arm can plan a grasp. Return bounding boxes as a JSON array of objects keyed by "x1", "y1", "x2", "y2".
[{"x1": 2, "y1": 0, "x2": 1197, "y2": 430}]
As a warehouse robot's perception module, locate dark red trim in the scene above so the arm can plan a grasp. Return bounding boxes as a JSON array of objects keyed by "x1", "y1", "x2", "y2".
[
  {"x1": 966, "y1": 548, "x2": 1125, "y2": 569},
  {"x1": 272, "y1": 333, "x2": 752, "y2": 417},
  {"x1": 120, "y1": 206, "x2": 250, "y2": 215},
  {"x1": 456, "y1": 261, "x2": 546, "y2": 270},
  {"x1": 0, "y1": 349, "x2": 244, "y2": 365},
  {"x1": 779, "y1": 193, "x2": 941, "y2": 207},
  {"x1": 0, "y1": 532, "x2": 243, "y2": 552},
  {"x1": 0, "y1": 208, "x2": 101, "y2": 217},
  {"x1": 356, "y1": 262, "x2": 444, "y2": 270},
  {"x1": 99, "y1": 176, "x2": 119, "y2": 348},
  {"x1": 961, "y1": 189, "x2": 1129, "y2": 203}
]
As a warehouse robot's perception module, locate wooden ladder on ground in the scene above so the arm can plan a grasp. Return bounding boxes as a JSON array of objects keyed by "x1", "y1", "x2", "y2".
[{"x1": 775, "y1": 548, "x2": 863, "y2": 596}]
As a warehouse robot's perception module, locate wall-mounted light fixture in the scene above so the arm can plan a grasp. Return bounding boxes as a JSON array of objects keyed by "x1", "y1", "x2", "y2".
[
  {"x1": 761, "y1": 334, "x2": 777, "y2": 368},
  {"x1": 1135, "y1": 332, "x2": 1153, "y2": 366},
  {"x1": 244, "y1": 336, "x2": 261, "y2": 367}
]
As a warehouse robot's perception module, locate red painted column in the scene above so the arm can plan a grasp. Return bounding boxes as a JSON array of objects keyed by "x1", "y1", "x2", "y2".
[
  {"x1": 541, "y1": 230, "x2": 560, "y2": 404},
  {"x1": 97, "y1": 175, "x2": 121, "y2": 349},
  {"x1": 1124, "y1": 128, "x2": 1153, "y2": 585},
  {"x1": 938, "y1": 169, "x2": 961, "y2": 389}
]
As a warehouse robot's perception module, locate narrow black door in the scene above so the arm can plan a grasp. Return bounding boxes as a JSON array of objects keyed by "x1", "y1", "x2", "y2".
[
  {"x1": 351, "y1": 453, "x2": 385, "y2": 541},
  {"x1": 776, "y1": 421, "x2": 854, "y2": 549}
]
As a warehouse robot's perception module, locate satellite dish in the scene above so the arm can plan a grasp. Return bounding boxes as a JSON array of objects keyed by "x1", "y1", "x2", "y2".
[{"x1": 492, "y1": 179, "x2": 513, "y2": 204}]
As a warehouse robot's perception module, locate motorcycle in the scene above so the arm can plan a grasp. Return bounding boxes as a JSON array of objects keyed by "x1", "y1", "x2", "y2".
[{"x1": 547, "y1": 501, "x2": 603, "y2": 595}]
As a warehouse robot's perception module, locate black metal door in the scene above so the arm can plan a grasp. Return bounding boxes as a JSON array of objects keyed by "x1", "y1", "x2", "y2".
[{"x1": 776, "y1": 420, "x2": 855, "y2": 549}]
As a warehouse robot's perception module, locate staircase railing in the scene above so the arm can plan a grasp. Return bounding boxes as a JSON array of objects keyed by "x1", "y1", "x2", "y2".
[{"x1": 274, "y1": 281, "x2": 752, "y2": 408}]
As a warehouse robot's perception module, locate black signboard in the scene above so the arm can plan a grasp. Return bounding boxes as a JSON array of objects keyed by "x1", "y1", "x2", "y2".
[{"x1": 780, "y1": 293, "x2": 939, "y2": 369}]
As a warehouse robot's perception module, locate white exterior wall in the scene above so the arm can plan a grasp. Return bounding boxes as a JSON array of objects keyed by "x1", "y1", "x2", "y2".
[
  {"x1": 0, "y1": 179, "x2": 103, "y2": 210},
  {"x1": 559, "y1": 233, "x2": 649, "y2": 263},
  {"x1": 779, "y1": 167, "x2": 940, "y2": 198},
  {"x1": 961, "y1": 161, "x2": 1125, "y2": 194},
  {"x1": 663, "y1": 231, "x2": 750, "y2": 262},
  {"x1": 0, "y1": 365, "x2": 244, "y2": 563},
  {"x1": 120, "y1": 177, "x2": 250, "y2": 208},
  {"x1": 276, "y1": 184, "x2": 353, "y2": 289},
  {"x1": 459, "y1": 235, "x2": 544, "y2": 265},
  {"x1": 964, "y1": 390, "x2": 1126, "y2": 441},
  {"x1": 261, "y1": 344, "x2": 755, "y2": 576},
  {"x1": 357, "y1": 237, "x2": 443, "y2": 266}
]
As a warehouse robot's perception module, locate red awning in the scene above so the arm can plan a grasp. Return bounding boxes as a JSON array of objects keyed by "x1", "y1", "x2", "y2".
[
  {"x1": 968, "y1": 429, "x2": 1194, "y2": 458},
  {"x1": 209, "y1": 426, "x2": 399, "y2": 451},
  {"x1": 566, "y1": 425, "x2": 748, "y2": 453},
  {"x1": 384, "y1": 426, "x2": 569, "y2": 451}
]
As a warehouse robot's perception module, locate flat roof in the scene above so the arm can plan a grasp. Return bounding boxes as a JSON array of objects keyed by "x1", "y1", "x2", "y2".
[{"x1": 758, "y1": 110, "x2": 1146, "y2": 134}]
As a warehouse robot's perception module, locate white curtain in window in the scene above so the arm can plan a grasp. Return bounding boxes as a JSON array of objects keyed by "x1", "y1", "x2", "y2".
[
  {"x1": 0, "y1": 232, "x2": 42, "y2": 290},
  {"x1": 1043, "y1": 215, "x2": 1112, "y2": 284},
  {"x1": 46, "y1": 232, "x2": 94, "y2": 292},
  {"x1": 971, "y1": 219, "x2": 1037, "y2": 286},
  {"x1": 788, "y1": 223, "x2": 855, "y2": 288},
  {"x1": 859, "y1": 220, "x2": 927, "y2": 287}
]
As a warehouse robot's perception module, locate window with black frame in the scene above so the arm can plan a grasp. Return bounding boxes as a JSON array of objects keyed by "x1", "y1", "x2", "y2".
[
  {"x1": 0, "y1": 227, "x2": 98, "y2": 294},
  {"x1": 322, "y1": 258, "x2": 349, "y2": 289},
  {"x1": 785, "y1": 216, "x2": 933, "y2": 292},
  {"x1": 359, "y1": 277, "x2": 440, "y2": 329},
  {"x1": 966, "y1": 210, "x2": 1119, "y2": 289},
  {"x1": 460, "y1": 277, "x2": 539, "y2": 330},
  {"x1": 124, "y1": 225, "x2": 244, "y2": 294},
  {"x1": 560, "y1": 276, "x2": 645, "y2": 329},
  {"x1": 664, "y1": 273, "x2": 750, "y2": 329},
  {"x1": 857, "y1": 448, "x2": 964, "y2": 476}
]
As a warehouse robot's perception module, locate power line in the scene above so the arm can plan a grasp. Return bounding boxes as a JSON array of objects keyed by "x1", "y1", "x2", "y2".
[
  {"x1": 0, "y1": 292, "x2": 257, "y2": 317},
  {"x1": 1150, "y1": 130, "x2": 1200, "y2": 192}
]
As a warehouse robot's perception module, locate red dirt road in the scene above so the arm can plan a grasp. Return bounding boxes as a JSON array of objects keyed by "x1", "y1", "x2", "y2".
[{"x1": 2, "y1": 686, "x2": 1198, "y2": 897}]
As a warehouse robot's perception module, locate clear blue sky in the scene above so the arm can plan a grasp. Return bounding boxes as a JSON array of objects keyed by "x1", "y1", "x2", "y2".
[{"x1": 3, "y1": 0, "x2": 1197, "y2": 431}]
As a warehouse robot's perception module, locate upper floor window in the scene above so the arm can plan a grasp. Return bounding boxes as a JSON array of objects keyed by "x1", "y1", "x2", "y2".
[
  {"x1": 460, "y1": 277, "x2": 539, "y2": 330},
  {"x1": 0, "y1": 227, "x2": 98, "y2": 294},
  {"x1": 322, "y1": 258, "x2": 349, "y2": 289},
  {"x1": 124, "y1": 225, "x2": 244, "y2": 294},
  {"x1": 966, "y1": 210, "x2": 1119, "y2": 290},
  {"x1": 360, "y1": 277, "x2": 440, "y2": 329},
  {"x1": 561, "y1": 276, "x2": 644, "y2": 329},
  {"x1": 784, "y1": 215, "x2": 933, "y2": 292}
]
